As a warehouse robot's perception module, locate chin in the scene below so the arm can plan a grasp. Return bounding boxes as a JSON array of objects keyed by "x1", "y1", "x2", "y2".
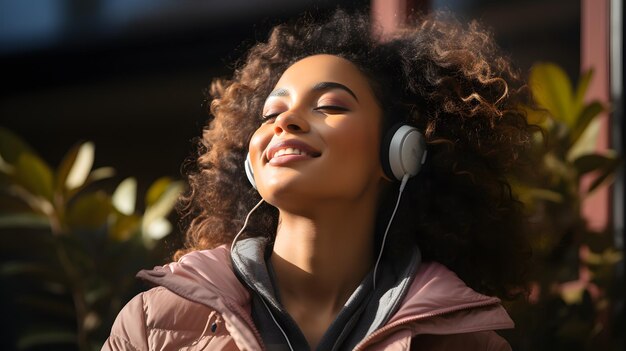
[
  {"x1": 259, "y1": 182, "x2": 319, "y2": 211},
  {"x1": 260, "y1": 182, "x2": 305, "y2": 202}
]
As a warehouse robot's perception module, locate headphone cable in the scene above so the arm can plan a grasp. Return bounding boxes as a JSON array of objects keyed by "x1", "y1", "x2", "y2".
[
  {"x1": 230, "y1": 198, "x2": 295, "y2": 351},
  {"x1": 230, "y1": 198, "x2": 265, "y2": 253},
  {"x1": 373, "y1": 173, "x2": 409, "y2": 289}
]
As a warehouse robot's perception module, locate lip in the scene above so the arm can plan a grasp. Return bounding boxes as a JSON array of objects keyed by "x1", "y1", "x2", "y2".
[{"x1": 266, "y1": 139, "x2": 321, "y2": 164}]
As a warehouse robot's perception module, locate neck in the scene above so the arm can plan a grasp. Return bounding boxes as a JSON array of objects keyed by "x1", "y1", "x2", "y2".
[
  {"x1": 268, "y1": 180, "x2": 386, "y2": 348},
  {"x1": 271, "y1": 199, "x2": 377, "y2": 312}
]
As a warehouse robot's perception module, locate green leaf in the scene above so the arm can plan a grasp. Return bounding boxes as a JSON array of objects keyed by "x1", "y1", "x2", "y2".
[
  {"x1": 144, "y1": 217, "x2": 172, "y2": 241},
  {"x1": 145, "y1": 176, "x2": 173, "y2": 207},
  {"x1": 509, "y1": 178, "x2": 564, "y2": 205},
  {"x1": 89, "y1": 167, "x2": 115, "y2": 182},
  {"x1": 567, "y1": 118, "x2": 601, "y2": 162},
  {"x1": 560, "y1": 283, "x2": 586, "y2": 305},
  {"x1": 142, "y1": 181, "x2": 183, "y2": 244},
  {"x1": 582, "y1": 247, "x2": 623, "y2": 266},
  {"x1": 65, "y1": 141, "x2": 95, "y2": 190},
  {"x1": 56, "y1": 141, "x2": 95, "y2": 193},
  {"x1": 526, "y1": 188, "x2": 564, "y2": 203},
  {"x1": 112, "y1": 177, "x2": 137, "y2": 215},
  {"x1": 529, "y1": 62, "x2": 575, "y2": 128},
  {"x1": 66, "y1": 167, "x2": 116, "y2": 200},
  {"x1": 143, "y1": 181, "x2": 183, "y2": 223},
  {"x1": 66, "y1": 192, "x2": 112, "y2": 229},
  {"x1": 573, "y1": 153, "x2": 617, "y2": 177},
  {"x1": 0, "y1": 153, "x2": 13, "y2": 174},
  {"x1": 109, "y1": 213, "x2": 141, "y2": 241},
  {"x1": 0, "y1": 127, "x2": 35, "y2": 166},
  {"x1": 585, "y1": 156, "x2": 620, "y2": 195},
  {"x1": 569, "y1": 101, "x2": 604, "y2": 148},
  {"x1": 0, "y1": 213, "x2": 50, "y2": 228},
  {"x1": 520, "y1": 104, "x2": 551, "y2": 127},
  {"x1": 55, "y1": 143, "x2": 79, "y2": 193},
  {"x1": 543, "y1": 151, "x2": 573, "y2": 181},
  {"x1": 13, "y1": 153, "x2": 54, "y2": 201}
]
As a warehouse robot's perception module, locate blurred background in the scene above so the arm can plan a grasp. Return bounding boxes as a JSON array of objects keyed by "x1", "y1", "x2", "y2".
[
  {"x1": 0, "y1": 0, "x2": 584, "y2": 187},
  {"x1": 0, "y1": 0, "x2": 623, "y2": 350}
]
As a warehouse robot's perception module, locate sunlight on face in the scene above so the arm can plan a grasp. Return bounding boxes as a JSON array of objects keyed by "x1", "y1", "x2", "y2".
[{"x1": 248, "y1": 55, "x2": 385, "y2": 212}]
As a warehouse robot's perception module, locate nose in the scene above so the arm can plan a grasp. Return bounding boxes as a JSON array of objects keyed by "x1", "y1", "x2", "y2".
[{"x1": 273, "y1": 112, "x2": 310, "y2": 135}]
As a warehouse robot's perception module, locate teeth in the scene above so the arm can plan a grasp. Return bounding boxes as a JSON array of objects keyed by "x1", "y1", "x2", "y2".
[{"x1": 273, "y1": 148, "x2": 307, "y2": 158}]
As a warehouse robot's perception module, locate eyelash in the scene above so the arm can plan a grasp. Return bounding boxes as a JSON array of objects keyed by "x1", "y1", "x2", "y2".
[
  {"x1": 261, "y1": 105, "x2": 349, "y2": 123},
  {"x1": 261, "y1": 113, "x2": 280, "y2": 123},
  {"x1": 314, "y1": 105, "x2": 350, "y2": 113}
]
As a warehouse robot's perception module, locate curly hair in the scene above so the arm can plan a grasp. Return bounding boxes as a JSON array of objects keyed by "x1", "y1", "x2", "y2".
[{"x1": 175, "y1": 9, "x2": 533, "y2": 299}]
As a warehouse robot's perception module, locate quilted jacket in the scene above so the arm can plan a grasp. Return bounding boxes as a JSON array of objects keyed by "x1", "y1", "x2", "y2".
[{"x1": 103, "y1": 245, "x2": 514, "y2": 350}]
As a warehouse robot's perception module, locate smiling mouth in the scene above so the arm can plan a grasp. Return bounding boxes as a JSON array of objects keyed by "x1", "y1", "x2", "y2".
[
  {"x1": 267, "y1": 147, "x2": 322, "y2": 163},
  {"x1": 273, "y1": 147, "x2": 311, "y2": 158},
  {"x1": 265, "y1": 139, "x2": 322, "y2": 164}
]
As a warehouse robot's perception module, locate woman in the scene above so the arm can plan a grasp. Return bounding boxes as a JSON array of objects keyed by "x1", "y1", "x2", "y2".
[{"x1": 104, "y1": 9, "x2": 531, "y2": 351}]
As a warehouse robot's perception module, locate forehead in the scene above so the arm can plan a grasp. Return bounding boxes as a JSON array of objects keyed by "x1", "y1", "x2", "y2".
[{"x1": 274, "y1": 54, "x2": 373, "y2": 96}]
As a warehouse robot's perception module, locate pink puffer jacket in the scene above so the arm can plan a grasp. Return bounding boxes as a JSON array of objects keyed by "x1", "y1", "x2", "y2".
[{"x1": 103, "y1": 245, "x2": 514, "y2": 350}]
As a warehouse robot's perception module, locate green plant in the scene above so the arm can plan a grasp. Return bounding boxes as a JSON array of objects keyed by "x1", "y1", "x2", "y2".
[
  {"x1": 505, "y1": 63, "x2": 622, "y2": 350},
  {"x1": 0, "y1": 128, "x2": 183, "y2": 351}
]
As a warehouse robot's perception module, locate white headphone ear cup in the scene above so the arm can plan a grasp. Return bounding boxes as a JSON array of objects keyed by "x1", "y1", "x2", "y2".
[
  {"x1": 385, "y1": 125, "x2": 427, "y2": 181},
  {"x1": 244, "y1": 153, "x2": 257, "y2": 189}
]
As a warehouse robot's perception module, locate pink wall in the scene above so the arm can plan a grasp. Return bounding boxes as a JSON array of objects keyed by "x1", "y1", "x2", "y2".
[
  {"x1": 370, "y1": 0, "x2": 407, "y2": 39},
  {"x1": 581, "y1": 0, "x2": 611, "y2": 231}
]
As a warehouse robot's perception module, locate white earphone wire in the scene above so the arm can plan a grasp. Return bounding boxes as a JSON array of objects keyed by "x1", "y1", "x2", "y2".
[
  {"x1": 230, "y1": 198, "x2": 265, "y2": 254},
  {"x1": 229, "y1": 198, "x2": 295, "y2": 351},
  {"x1": 233, "y1": 172, "x2": 410, "y2": 341},
  {"x1": 373, "y1": 173, "x2": 410, "y2": 289}
]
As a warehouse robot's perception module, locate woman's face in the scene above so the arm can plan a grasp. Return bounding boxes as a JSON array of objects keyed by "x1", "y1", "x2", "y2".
[{"x1": 249, "y1": 54, "x2": 385, "y2": 210}]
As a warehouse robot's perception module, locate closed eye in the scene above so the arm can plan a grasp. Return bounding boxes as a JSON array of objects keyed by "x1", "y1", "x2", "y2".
[
  {"x1": 261, "y1": 112, "x2": 281, "y2": 123},
  {"x1": 313, "y1": 105, "x2": 350, "y2": 114}
]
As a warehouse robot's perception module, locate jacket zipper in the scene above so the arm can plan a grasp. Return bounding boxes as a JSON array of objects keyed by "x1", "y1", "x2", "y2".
[{"x1": 352, "y1": 298, "x2": 507, "y2": 351}]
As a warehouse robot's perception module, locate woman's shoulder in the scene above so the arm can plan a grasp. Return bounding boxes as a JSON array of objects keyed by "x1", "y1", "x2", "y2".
[
  {"x1": 104, "y1": 287, "x2": 241, "y2": 351},
  {"x1": 382, "y1": 261, "x2": 513, "y2": 339},
  {"x1": 357, "y1": 262, "x2": 514, "y2": 350},
  {"x1": 127, "y1": 286, "x2": 216, "y2": 331},
  {"x1": 103, "y1": 245, "x2": 262, "y2": 350},
  {"x1": 398, "y1": 261, "x2": 508, "y2": 317},
  {"x1": 137, "y1": 244, "x2": 250, "y2": 306}
]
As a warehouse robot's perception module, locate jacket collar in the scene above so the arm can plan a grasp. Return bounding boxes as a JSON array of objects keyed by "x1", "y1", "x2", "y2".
[
  {"x1": 354, "y1": 262, "x2": 514, "y2": 350},
  {"x1": 139, "y1": 244, "x2": 250, "y2": 307},
  {"x1": 137, "y1": 246, "x2": 513, "y2": 350},
  {"x1": 391, "y1": 261, "x2": 508, "y2": 324},
  {"x1": 229, "y1": 236, "x2": 422, "y2": 351},
  {"x1": 136, "y1": 245, "x2": 263, "y2": 350}
]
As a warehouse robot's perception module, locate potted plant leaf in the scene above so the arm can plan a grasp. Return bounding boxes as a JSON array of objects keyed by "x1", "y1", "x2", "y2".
[{"x1": 0, "y1": 128, "x2": 183, "y2": 351}]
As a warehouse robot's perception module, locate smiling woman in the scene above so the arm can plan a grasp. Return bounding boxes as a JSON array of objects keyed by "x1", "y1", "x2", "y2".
[
  {"x1": 103, "y1": 9, "x2": 532, "y2": 351},
  {"x1": 250, "y1": 55, "x2": 384, "y2": 211}
]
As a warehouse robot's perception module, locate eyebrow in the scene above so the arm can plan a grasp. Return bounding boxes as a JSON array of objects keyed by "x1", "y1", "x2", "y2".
[{"x1": 268, "y1": 81, "x2": 359, "y2": 101}]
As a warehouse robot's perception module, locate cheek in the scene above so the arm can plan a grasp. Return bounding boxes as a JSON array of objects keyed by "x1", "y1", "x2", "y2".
[
  {"x1": 325, "y1": 117, "x2": 382, "y2": 170},
  {"x1": 248, "y1": 128, "x2": 270, "y2": 160}
]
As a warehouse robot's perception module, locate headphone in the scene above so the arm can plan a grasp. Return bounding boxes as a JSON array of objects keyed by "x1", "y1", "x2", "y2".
[{"x1": 244, "y1": 123, "x2": 427, "y2": 189}]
